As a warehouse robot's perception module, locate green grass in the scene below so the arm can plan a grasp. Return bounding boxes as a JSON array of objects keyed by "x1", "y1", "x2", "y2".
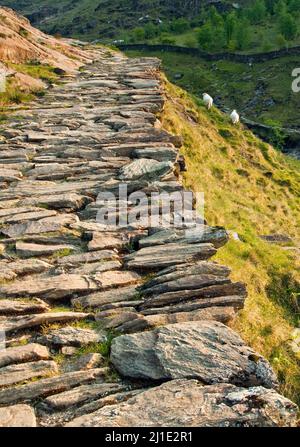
[
  {"x1": 51, "y1": 248, "x2": 75, "y2": 259},
  {"x1": 126, "y1": 49, "x2": 300, "y2": 129},
  {"x1": 160, "y1": 77, "x2": 300, "y2": 404},
  {"x1": 7, "y1": 62, "x2": 59, "y2": 84},
  {"x1": 75, "y1": 331, "x2": 118, "y2": 359},
  {"x1": 0, "y1": 83, "x2": 34, "y2": 106}
]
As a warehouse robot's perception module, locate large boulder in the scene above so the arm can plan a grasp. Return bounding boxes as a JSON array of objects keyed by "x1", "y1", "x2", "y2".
[
  {"x1": 66, "y1": 380, "x2": 298, "y2": 427},
  {"x1": 110, "y1": 321, "x2": 278, "y2": 388}
]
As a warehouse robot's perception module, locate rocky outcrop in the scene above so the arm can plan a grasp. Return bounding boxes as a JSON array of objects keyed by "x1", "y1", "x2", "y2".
[
  {"x1": 0, "y1": 39, "x2": 297, "y2": 427},
  {"x1": 110, "y1": 321, "x2": 277, "y2": 387},
  {"x1": 66, "y1": 380, "x2": 298, "y2": 427}
]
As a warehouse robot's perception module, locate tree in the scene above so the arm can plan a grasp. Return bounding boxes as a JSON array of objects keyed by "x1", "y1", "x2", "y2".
[
  {"x1": 265, "y1": 0, "x2": 278, "y2": 14},
  {"x1": 225, "y1": 12, "x2": 237, "y2": 45},
  {"x1": 235, "y1": 19, "x2": 251, "y2": 50},
  {"x1": 274, "y1": 0, "x2": 287, "y2": 16},
  {"x1": 279, "y1": 13, "x2": 298, "y2": 39},
  {"x1": 144, "y1": 23, "x2": 157, "y2": 39},
  {"x1": 170, "y1": 18, "x2": 190, "y2": 34},
  {"x1": 197, "y1": 23, "x2": 214, "y2": 50},
  {"x1": 197, "y1": 20, "x2": 226, "y2": 51},
  {"x1": 288, "y1": 0, "x2": 300, "y2": 14},
  {"x1": 248, "y1": 0, "x2": 267, "y2": 24},
  {"x1": 209, "y1": 6, "x2": 224, "y2": 27},
  {"x1": 132, "y1": 27, "x2": 145, "y2": 42}
]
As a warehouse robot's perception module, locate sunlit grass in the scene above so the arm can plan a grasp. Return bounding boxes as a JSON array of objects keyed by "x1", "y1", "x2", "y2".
[{"x1": 161, "y1": 77, "x2": 300, "y2": 404}]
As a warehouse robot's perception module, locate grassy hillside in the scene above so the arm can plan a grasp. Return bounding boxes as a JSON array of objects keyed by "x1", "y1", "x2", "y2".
[
  {"x1": 126, "y1": 49, "x2": 300, "y2": 130},
  {"x1": 160, "y1": 77, "x2": 300, "y2": 404}
]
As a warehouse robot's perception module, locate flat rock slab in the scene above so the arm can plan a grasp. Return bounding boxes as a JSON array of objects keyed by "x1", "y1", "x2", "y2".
[
  {"x1": 110, "y1": 321, "x2": 278, "y2": 388},
  {"x1": 20, "y1": 193, "x2": 90, "y2": 211},
  {"x1": 113, "y1": 306, "x2": 236, "y2": 334},
  {"x1": 141, "y1": 274, "x2": 231, "y2": 297},
  {"x1": 0, "y1": 343, "x2": 50, "y2": 368},
  {"x1": 16, "y1": 241, "x2": 76, "y2": 258},
  {"x1": 43, "y1": 383, "x2": 127, "y2": 411},
  {"x1": 37, "y1": 326, "x2": 105, "y2": 347},
  {"x1": 0, "y1": 210, "x2": 57, "y2": 225},
  {"x1": 0, "y1": 299, "x2": 50, "y2": 316},
  {"x1": 0, "y1": 368, "x2": 109, "y2": 406},
  {"x1": 133, "y1": 147, "x2": 177, "y2": 162},
  {"x1": 72, "y1": 285, "x2": 138, "y2": 310},
  {"x1": 0, "y1": 404, "x2": 36, "y2": 427},
  {"x1": 72, "y1": 389, "x2": 144, "y2": 419},
  {"x1": 119, "y1": 158, "x2": 173, "y2": 181},
  {"x1": 0, "y1": 360, "x2": 58, "y2": 387},
  {"x1": 0, "y1": 259, "x2": 52, "y2": 282},
  {"x1": 94, "y1": 270, "x2": 141, "y2": 289},
  {"x1": 66, "y1": 380, "x2": 298, "y2": 427},
  {"x1": 88, "y1": 233, "x2": 124, "y2": 251},
  {"x1": 0, "y1": 274, "x2": 103, "y2": 299},
  {"x1": 141, "y1": 262, "x2": 231, "y2": 291},
  {"x1": 139, "y1": 226, "x2": 229, "y2": 249},
  {"x1": 1, "y1": 220, "x2": 65, "y2": 238},
  {"x1": 140, "y1": 282, "x2": 247, "y2": 310},
  {"x1": 56, "y1": 250, "x2": 119, "y2": 266},
  {"x1": 0, "y1": 311, "x2": 89, "y2": 333},
  {"x1": 65, "y1": 353, "x2": 105, "y2": 372},
  {"x1": 124, "y1": 243, "x2": 217, "y2": 270},
  {"x1": 71, "y1": 260, "x2": 122, "y2": 275}
]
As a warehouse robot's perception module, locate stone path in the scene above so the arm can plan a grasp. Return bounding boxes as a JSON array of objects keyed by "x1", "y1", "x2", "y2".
[{"x1": 0, "y1": 47, "x2": 298, "y2": 427}]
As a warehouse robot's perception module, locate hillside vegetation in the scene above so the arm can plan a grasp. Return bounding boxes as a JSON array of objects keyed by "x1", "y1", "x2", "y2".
[
  {"x1": 160, "y1": 77, "x2": 300, "y2": 404},
  {"x1": 3, "y1": 0, "x2": 300, "y2": 53},
  {"x1": 126, "y1": 49, "x2": 300, "y2": 132},
  {"x1": 0, "y1": 0, "x2": 229, "y2": 38}
]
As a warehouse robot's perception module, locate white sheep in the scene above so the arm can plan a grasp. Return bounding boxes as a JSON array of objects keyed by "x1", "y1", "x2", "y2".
[
  {"x1": 203, "y1": 93, "x2": 213, "y2": 110},
  {"x1": 230, "y1": 109, "x2": 240, "y2": 124}
]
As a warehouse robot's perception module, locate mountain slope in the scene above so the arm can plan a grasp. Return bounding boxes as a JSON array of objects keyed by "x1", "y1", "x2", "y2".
[
  {"x1": 161, "y1": 78, "x2": 300, "y2": 403},
  {"x1": 0, "y1": 6, "x2": 94, "y2": 106},
  {"x1": 0, "y1": 0, "x2": 239, "y2": 38},
  {"x1": 0, "y1": 7, "x2": 90, "y2": 69}
]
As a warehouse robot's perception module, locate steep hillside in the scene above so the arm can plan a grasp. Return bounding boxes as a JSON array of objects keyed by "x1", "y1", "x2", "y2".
[
  {"x1": 0, "y1": 7, "x2": 94, "y2": 106},
  {"x1": 125, "y1": 49, "x2": 300, "y2": 157},
  {"x1": 160, "y1": 78, "x2": 300, "y2": 403}
]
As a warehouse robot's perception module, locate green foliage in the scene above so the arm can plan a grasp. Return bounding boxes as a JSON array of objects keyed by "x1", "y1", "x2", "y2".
[
  {"x1": 132, "y1": 27, "x2": 146, "y2": 42},
  {"x1": 225, "y1": 12, "x2": 237, "y2": 45},
  {"x1": 263, "y1": 118, "x2": 287, "y2": 149},
  {"x1": 235, "y1": 18, "x2": 251, "y2": 50},
  {"x1": 279, "y1": 13, "x2": 298, "y2": 40},
  {"x1": 170, "y1": 18, "x2": 190, "y2": 34},
  {"x1": 247, "y1": 0, "x2": 267, "y2": 24}
]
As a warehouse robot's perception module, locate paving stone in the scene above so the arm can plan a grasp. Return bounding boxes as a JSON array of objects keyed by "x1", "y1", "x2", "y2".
[
  {"x1": 36, "y1": 326, "x2": 106, "y2": 347},
  {"x1": 0, "y1": 404, "x2": 36, "y2": 427}
]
